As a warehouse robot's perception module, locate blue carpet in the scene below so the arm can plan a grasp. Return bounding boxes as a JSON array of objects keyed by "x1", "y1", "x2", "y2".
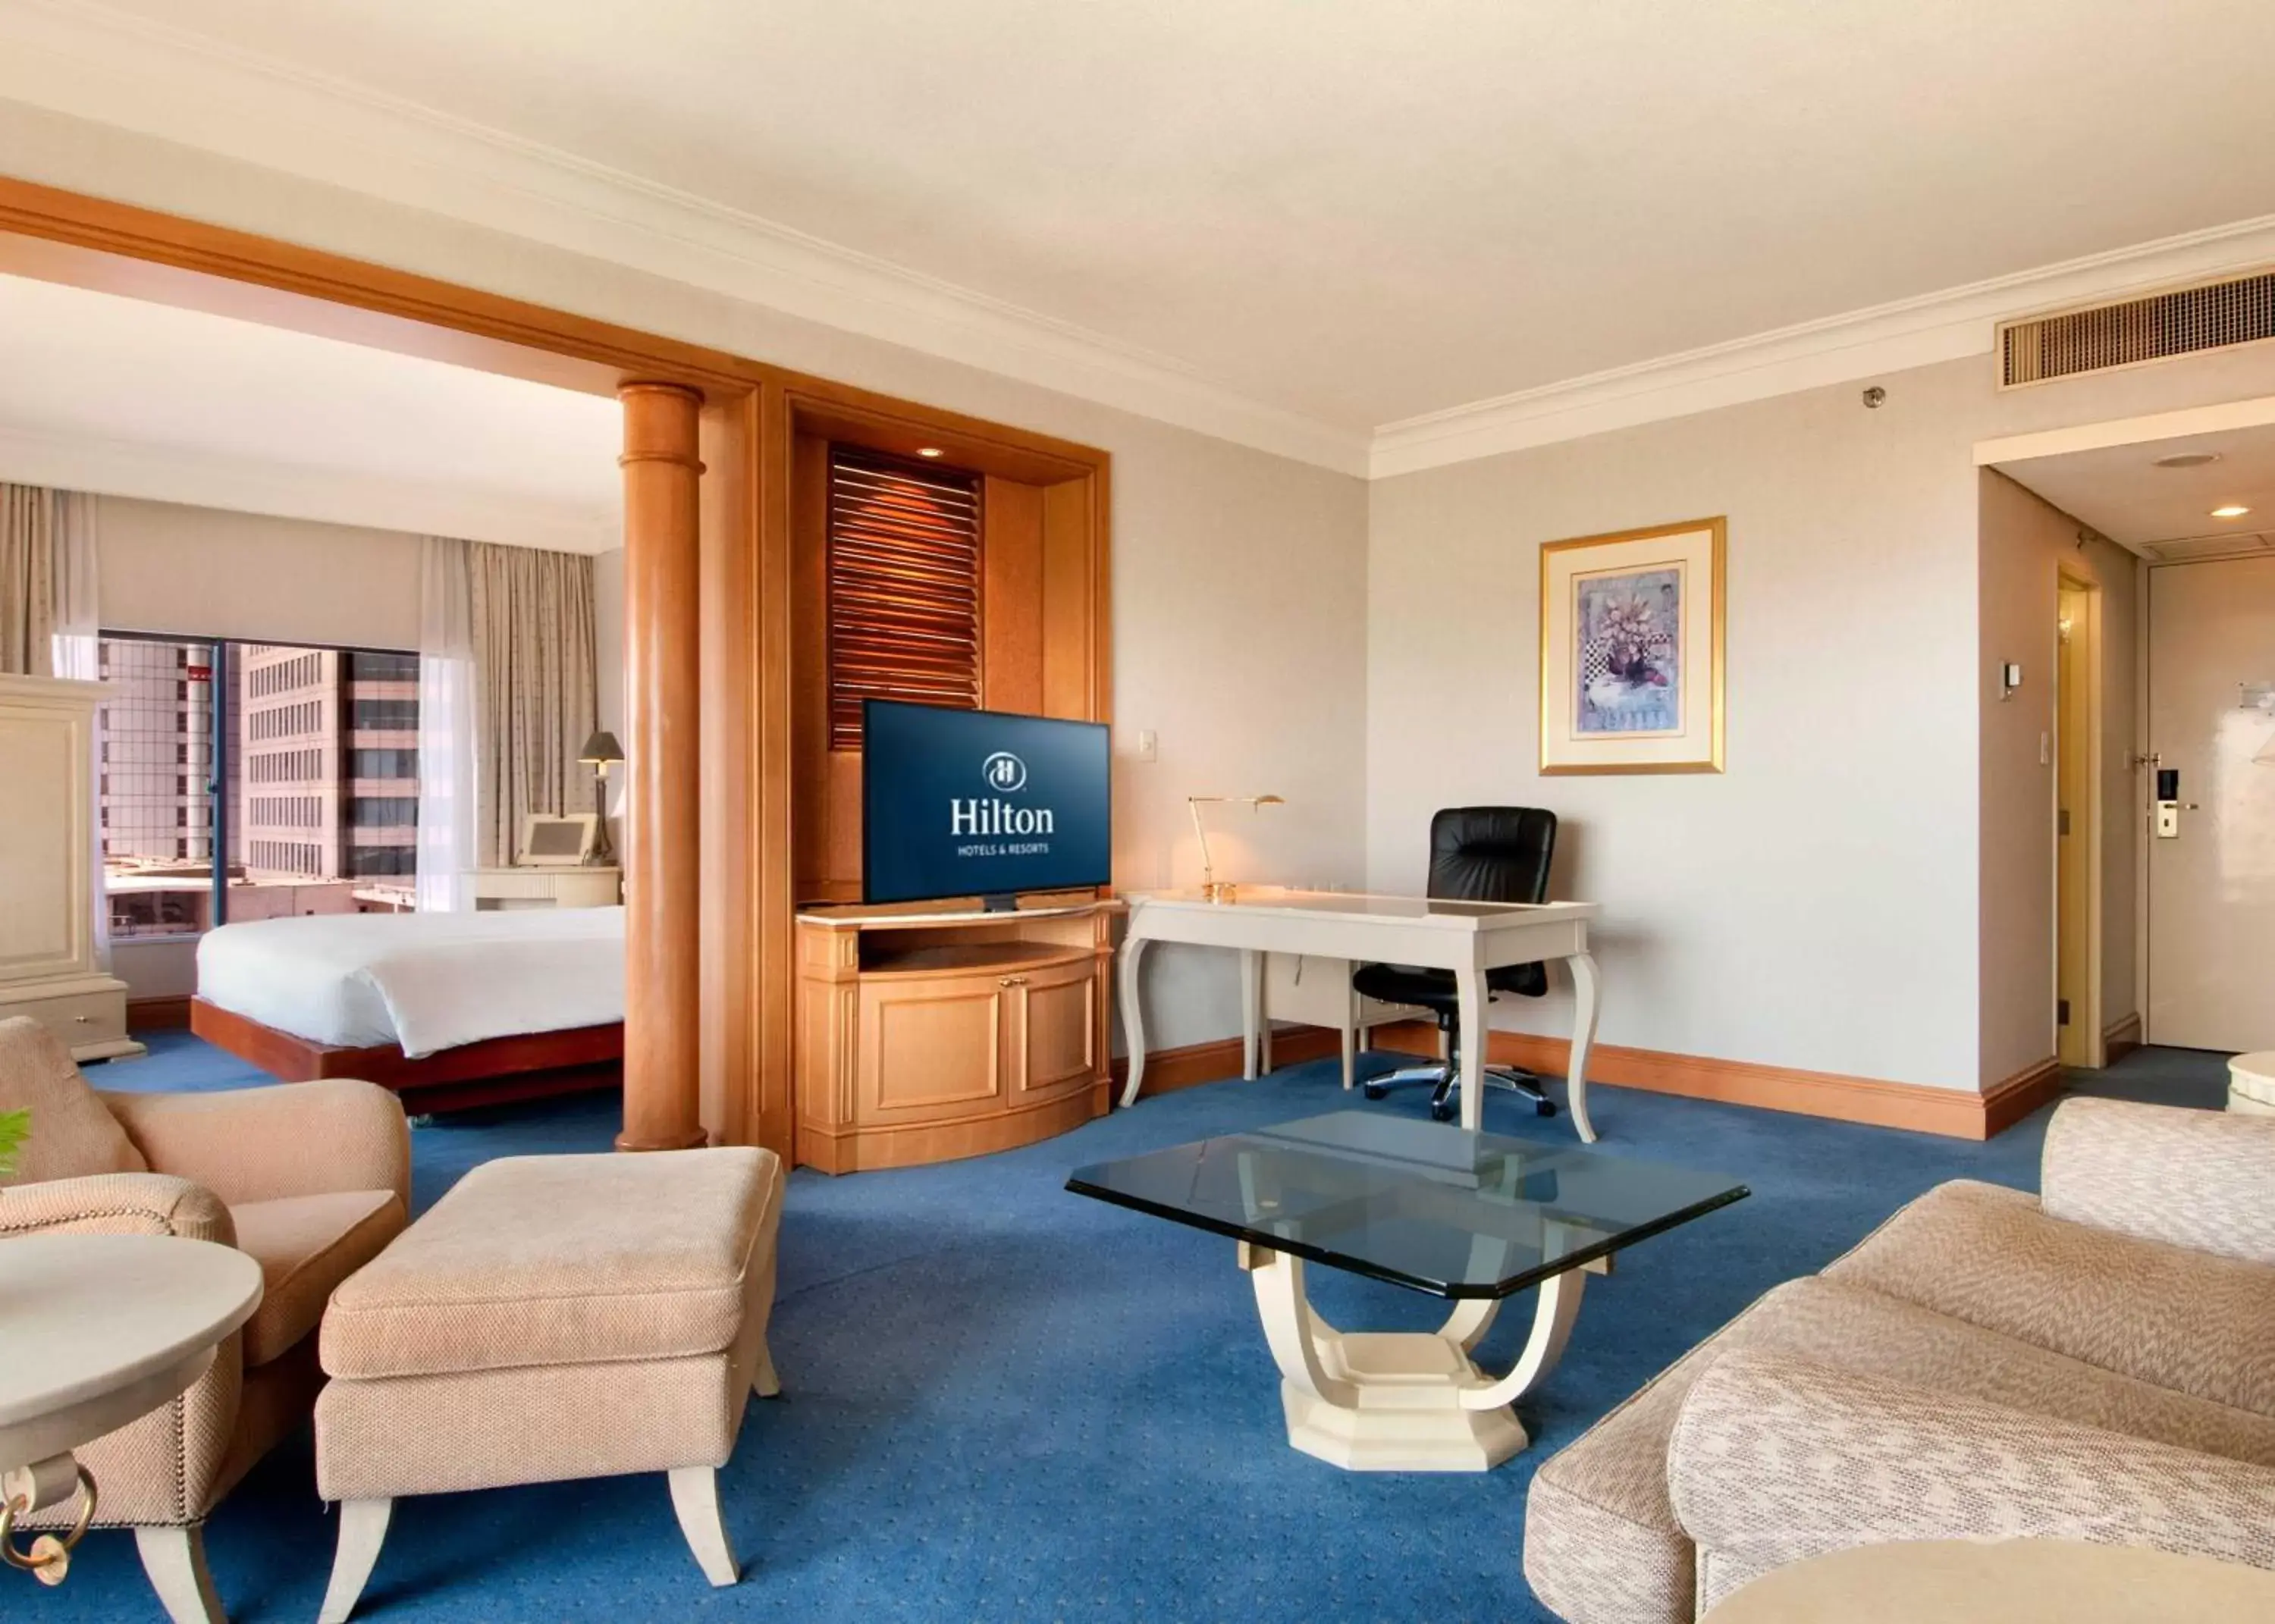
[{"x1": 47, "y1": 1035, "x2": 2224, "y2": 1623}]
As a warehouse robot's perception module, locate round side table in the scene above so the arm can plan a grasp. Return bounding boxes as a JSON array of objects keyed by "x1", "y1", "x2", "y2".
[
  {"x1": 1702, "y1": 1539, "x2": 2275, "y2": 1622},
  {"x1": 2229, "y1": 1052, "x2": 2275, "y2": 1115},
  {"x1": 1, "y1": 1235, "x2": 262, "y2": 1588}
]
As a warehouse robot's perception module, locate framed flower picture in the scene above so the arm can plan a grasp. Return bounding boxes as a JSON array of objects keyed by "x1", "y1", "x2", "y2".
[{"x1": 1539, "y1": 516, "x2": 1724, "y2": 774}]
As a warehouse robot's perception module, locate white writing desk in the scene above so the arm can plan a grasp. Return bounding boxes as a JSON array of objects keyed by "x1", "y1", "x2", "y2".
[{"x1": 1118, "y1": 888, "x2": 1602, "y2": 1140}]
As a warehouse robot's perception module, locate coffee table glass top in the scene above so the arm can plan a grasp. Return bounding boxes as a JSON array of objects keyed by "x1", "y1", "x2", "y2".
[{"x1": 1067, "y1": 1111, "x2": 1747, "y2": 1299}]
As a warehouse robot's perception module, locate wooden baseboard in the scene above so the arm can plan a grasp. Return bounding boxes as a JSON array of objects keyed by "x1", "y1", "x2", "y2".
[
  {"x1": 1370, "y1": 1020, "x2": 2044, "y2": 1141},
  {"x1": 127, "y1": 995, "x2": 193, "y2": 1032},
  {"x1": 1110, "y1": 1024, "x2": 1342, "y2": 1099},
  {"x1": 1982, "y1": 1055, "x2": 2065, "y2": 1136},
  {"x1": 2102, "y1": 1013, "x2": 2144, "y2": 1065}
]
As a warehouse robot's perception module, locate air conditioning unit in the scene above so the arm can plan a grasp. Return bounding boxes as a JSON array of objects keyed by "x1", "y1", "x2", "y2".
[{"x1": 1999, "y1": 269, "x2": 2275, "y2": 387}]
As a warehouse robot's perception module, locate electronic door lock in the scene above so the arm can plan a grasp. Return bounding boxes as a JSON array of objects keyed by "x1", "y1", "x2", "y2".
[{"x1": 2152, "y1": 770, "x2": 2200, "y2": 838}]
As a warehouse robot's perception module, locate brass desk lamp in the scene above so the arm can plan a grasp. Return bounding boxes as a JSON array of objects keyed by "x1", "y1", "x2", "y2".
[
  {"x1": 1188, "y1": 795, "x2": 1284, "y2": 902},
  {"x1": 578, "y1": 731, "x2": 624, "y2": 865}
]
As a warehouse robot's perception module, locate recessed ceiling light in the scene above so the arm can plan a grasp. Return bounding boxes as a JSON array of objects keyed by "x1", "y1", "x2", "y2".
[
  {"x1": 2211, "y1": 504, "x2": 2251, "y2": 519},
  {"x1": 916, "y1": 447, "x2": 945, "y2": 458},
  {"x1": 2154, "y1": 451, "x2": 2220, "y2": 469}
]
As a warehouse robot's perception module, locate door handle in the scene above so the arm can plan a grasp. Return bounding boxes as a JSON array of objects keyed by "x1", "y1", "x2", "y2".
[{"x1": 998, "y1": 975, "x2": 1028, "y2": 988}]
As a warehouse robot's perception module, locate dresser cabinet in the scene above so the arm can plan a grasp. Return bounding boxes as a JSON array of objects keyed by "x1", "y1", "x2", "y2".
[
  {"x1": 795, "y1": 897, "x2": 1116, "y2": 1172},
  {"x1": 0, "y1": 676, "x2": 143, "y2": 1062}
]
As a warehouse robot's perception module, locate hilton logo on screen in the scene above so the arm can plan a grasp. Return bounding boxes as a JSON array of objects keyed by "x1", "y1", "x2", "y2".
[{"x1": 951, "y1": 751, "x2": 1056, "y2": 840}]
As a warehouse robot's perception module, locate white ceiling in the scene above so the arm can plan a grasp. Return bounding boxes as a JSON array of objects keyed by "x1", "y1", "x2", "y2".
[
  {"x1": 0, "y1": 271, "x2": 623, "y2": 550},
  {"x1": 20, "y1": 0, "x2": 2275, "y2": 472},
  {"x1": 1997, "y1": 419, "x2": 2275, "y2": 559}
]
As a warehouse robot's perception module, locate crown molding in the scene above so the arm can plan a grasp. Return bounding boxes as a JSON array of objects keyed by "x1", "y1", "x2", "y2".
[
  {"x1": 1370, "y1": 212, "x2": 2275, "y2": 478},
  {"x1": 9, "y1": 4, "x2": 2275, "y2": 487},
  {"x1": 0, "y1": 0, "x2": 1372, "y2": 477},
  {"x1": 0, "y1": 422, "x2": 619, "y2": 552}
]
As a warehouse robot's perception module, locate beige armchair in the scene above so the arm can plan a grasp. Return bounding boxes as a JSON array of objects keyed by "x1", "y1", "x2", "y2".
[
  {"x1": 0, "y1": 1017, "x2": 409, "y2": 1624},
  {"x1": 1524, "y1": 1097, "x2": 2275, "y2": 1623}
]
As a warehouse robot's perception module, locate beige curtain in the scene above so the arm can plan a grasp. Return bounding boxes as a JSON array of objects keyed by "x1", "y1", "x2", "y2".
[
  {"x1": 468, "y1": 541, "x2": 600, "y2": 865},
  {"x1": 0, "y1": 483, "x2": 60, "y2": 676}
]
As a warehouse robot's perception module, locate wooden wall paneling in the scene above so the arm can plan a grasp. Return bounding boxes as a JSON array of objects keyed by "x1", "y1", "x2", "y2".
[
  {"x1": 789, "y1": 432, "x2": 834, "y2": 901},
  {"x1": 698, "y1": 392, "x2": 757, "y2": 1148},
  {"x1": 0, "y1": 180, "x2": 746, "y2": 400},
  {"x1": 1041, "y1": 475, "x2": 1107, "y2": 721},
  {"x1": 752, "y1": 384, "x2": 799, "y2": 1160},
  {"x1": 617, "y1": 382, "x2": 708, "y2": 1152},
  {"x1": 981, "y1": 475, "x2": 1045, "y2": 713},
  {"x1": 783, "y1": 396, "x2": 1100, "y2": 488}
]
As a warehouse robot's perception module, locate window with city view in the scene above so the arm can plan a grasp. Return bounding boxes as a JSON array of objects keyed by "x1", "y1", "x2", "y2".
[{"x1": 99, "y1": 635, "x2": 423, "y2": 938}]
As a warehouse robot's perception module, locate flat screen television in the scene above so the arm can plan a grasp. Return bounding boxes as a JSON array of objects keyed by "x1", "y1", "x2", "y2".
[{"x1": 861, "y1": 699, "x2": 1112, "y2": 908}]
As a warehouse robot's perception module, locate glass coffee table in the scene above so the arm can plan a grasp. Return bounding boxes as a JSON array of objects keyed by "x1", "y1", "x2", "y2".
[{"x1": 1068, "y1": 1111, "x2": 1747, "y2": 1472}]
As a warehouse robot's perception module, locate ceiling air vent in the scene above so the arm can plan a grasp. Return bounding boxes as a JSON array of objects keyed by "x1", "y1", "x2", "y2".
[
  {"x1": 2139, "y1": 531, "x2": 2274, "y2": 565},
  {"x1": 2000, "y1": 269, "x2": 2275, "y2": 387}
]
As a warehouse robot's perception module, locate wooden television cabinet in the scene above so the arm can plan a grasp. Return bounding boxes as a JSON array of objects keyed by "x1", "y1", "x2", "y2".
[{"x1": 793, "y1": 894, "x2": 1118, "y2": 1173}]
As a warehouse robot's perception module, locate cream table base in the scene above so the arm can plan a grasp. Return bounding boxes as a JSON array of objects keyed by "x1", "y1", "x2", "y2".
[
  {"x1": 2227, "y1": 1052, "x2": 2275, "y2": 1115},
  {"x1": 1245, "y1": 1244, "x2": 1584, "y2": 1472}
]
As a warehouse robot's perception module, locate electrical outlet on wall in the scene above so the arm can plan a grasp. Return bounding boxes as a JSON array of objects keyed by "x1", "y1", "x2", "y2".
[{"x1": 1131, "y1": 729, "x2": 1157, "y2": 762}]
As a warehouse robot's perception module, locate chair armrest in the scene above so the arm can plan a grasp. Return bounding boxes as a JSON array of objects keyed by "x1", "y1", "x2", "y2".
[
  {"x1": 2041, "y1": 1096, "x2": 2275, "y2": 1265},
  {"x1": 0, "y1": 1171, "x2": 234, "y2": 1244},
  {"x1": 99, "y1": 1080, "x2": 410, "y2": 1209},
  {"x1": 1667, "y1": 1349, "x2": 2275, "y2": 1615}
]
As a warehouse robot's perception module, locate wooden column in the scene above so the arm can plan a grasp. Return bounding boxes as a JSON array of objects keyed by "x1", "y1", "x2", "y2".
[{"x1": 618, "y1": 383, "x2": 707, "y2": 1152}]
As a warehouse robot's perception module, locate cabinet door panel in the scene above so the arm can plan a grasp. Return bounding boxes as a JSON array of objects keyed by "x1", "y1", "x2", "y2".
[
  {"x1": 1013, "y1": 961, "x2": 1097, "y2": 1098},
  {"x1": 858, "y1": 975, "x2": 1005, "y2": 1117}
]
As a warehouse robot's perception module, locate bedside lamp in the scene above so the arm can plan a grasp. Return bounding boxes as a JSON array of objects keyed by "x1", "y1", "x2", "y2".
[
  {"x1": 578, "y1": 730, "x2": 624, "y2": 866},
  {"x1": 1188, "y1": 795, "x2": 1283, "y2": 903}
]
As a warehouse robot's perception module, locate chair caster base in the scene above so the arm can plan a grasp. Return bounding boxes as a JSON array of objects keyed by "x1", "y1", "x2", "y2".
[
  {"x1": 1536, "y1": 1099, "x2": 1558, "y2": 1118},
  {"x1": 1429, "y1": 1100, "x2": 1455, "y2": 1123},
  {"x1": 1362, "y1": 1084, "x2": 1389, "y2": 1101}
]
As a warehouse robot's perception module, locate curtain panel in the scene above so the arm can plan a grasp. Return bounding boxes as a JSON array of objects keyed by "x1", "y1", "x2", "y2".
[
  {"x1": 468, "y1": 541, "x2": 600, "y2": 867},
  {"x1": 1, "y1": 481, "x2": 61, "y2": 676},
  {"x1": 415, "y1": 536, "x2": 479, "y2": 912}
]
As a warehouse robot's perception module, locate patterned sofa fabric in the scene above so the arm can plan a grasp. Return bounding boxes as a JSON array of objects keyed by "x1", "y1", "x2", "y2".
[
  {"x1": 1667, "y1": 1350, "x2": 2275, "y2": 1615},
  {"x1": 2039, "y1": 1095, "x2": 2275, "y2": 1266},
  {"x1": 1521, "y1": 1099, "x2": 2275, "y2": 1624},
  {"x1": 1822, "y1": 1178, "x2": 2275, "y2": 1419}
]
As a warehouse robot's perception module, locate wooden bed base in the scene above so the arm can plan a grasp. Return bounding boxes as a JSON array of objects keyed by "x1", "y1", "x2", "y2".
[{"x1": 190, "y1": 999, "x2": 624, "y2": 1115}]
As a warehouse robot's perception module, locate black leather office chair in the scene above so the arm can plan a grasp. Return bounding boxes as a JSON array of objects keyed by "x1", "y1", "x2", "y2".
[{"x1": 1354, "y1": 807, "x2": 1558, "y2": 1123}]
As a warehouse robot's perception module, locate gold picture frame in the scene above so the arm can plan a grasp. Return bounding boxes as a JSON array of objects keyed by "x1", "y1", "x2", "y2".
[{"x1": 1539, "y1": 516, "x2": 1725, "y2": 775}]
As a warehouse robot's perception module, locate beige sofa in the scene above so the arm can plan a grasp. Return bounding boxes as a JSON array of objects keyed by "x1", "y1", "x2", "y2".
[
  {"x1": 0, "y1": 1017, "x2": 409, "y2": 1624},
  {"x1": 1523, "y1": 1096, "x2": 2275, "y2": 1623}
]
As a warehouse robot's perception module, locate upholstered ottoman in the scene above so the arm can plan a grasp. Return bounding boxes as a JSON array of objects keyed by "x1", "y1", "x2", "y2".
[
  {"x1": 2230, "y1": 1052, "x2": 2275, "y2": 1116},
  {"x1": 312, "y1": 1147, "x2": 783, "y2": 1622}
]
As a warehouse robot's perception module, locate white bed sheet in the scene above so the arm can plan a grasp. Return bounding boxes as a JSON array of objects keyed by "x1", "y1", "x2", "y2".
[{"x1": 196, "y1": 906, "x2": 626, "y2": 1058}]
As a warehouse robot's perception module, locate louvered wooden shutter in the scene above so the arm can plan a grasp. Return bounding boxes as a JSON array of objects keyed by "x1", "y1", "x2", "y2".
[{"x1": 827, "y1": 450, "x2": 984, "y2": 750}]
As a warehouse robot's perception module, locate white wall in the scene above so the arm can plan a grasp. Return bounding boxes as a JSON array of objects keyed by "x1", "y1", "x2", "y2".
[
  {"x1": 5, "y1": 102, "x2": 1373, "y2": 1053},
  {"x1": 1370, "y1": 367, "x2": 1983, "y2": 1089},
  {"x1": 100, "y1": 495, "x2": 421, "y2": 648},
  {"x1": 1369, "y1": 344, "x2": 2275, "y2": 1094}
]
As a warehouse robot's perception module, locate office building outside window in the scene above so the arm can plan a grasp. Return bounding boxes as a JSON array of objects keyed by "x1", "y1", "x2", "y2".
[{"x1": 98, "y1": 635, "x2": 423, "y2": 937}]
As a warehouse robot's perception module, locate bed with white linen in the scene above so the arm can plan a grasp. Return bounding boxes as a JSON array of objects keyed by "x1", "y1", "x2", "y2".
[{"x1": 190, "y1": 907, "x2": 626, "y2": 1111}]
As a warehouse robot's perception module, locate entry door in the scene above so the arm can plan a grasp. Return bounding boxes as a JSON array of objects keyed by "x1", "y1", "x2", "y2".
[{"x1": 2146, "y1": 554, "x2": 2275, "y2": 1052}]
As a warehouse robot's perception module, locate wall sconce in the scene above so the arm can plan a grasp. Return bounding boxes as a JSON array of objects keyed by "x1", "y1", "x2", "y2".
[{"x1": 1188, "y1": 795, "x2": 1283, "y2": 903}]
